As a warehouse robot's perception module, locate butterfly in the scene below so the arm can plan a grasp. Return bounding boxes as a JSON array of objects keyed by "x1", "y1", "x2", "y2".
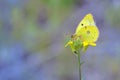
[{"x1": 71, "y1": 13, "x2": 99, "y2": 43}]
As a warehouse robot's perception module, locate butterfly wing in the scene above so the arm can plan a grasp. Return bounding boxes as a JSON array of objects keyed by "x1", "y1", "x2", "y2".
[
  {"x1": 75, "y1": 13, "x2": 96, "y2": 34},
  {"x1": 77, "y1": 26, "x2": 99, "y2": 42}
]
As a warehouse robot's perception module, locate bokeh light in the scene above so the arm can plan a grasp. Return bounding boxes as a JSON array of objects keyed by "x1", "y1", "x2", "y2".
[{"x1": 0, "y1": 0, "x2": 120, "y2": 80}]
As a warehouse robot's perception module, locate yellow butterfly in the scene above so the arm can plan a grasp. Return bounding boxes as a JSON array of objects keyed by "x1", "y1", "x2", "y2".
[
  {"x1": 72, "y1": 13, "x2": 99, "y2": 43},
  {"x1": 65, "y1": 14, "x2": 99, "y2": 76},
  {"x1": 65, "y1": 13, "x2": 99, "y2": 53}
]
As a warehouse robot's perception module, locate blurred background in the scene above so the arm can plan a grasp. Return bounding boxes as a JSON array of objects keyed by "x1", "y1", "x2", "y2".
[{"x1": 0, "y1": 0, "x2": 120, "y2": 80}]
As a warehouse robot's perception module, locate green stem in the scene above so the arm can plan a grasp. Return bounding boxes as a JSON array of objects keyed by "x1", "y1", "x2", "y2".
[{"x1": 77, "y1": 50, "x2": 81, "y2": 80}]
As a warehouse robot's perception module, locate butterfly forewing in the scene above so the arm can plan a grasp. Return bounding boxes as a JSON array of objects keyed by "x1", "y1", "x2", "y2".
[{"x1": 75, "y1": 13, "x2": 96, "y2": 34}]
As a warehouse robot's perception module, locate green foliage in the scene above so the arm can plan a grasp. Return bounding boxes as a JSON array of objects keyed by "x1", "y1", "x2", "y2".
[{"x1": 73, "y1": 38, "x2": 83, "y2": 52}]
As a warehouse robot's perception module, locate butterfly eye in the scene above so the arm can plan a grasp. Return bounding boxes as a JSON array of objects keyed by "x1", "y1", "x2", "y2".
[
  {"x1": 71, "y1": 34, "x2": 77, "y2": 39},
  {"x1": 81, "y1": 24, "x2": 84, "y2": 26}
]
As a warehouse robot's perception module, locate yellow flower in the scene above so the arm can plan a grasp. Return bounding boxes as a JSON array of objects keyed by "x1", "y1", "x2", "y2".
[
  {"x1": 65, "y1": 38, "x2": 97, "y2": 53},
  {"x1": 83, "y1": 41, "x2": 96, "y2": 47},
  {"x1": 65, "y1": 40, "x2": 76, "y2": 53},
  {"x1": 82, "y1": 41, "x2": 96, "y2": 52},
  {"x1": 65, "y1": 40, "x2": 73, "y2": 47}
]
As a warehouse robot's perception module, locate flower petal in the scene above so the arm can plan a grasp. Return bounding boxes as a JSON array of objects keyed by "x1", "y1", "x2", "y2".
[
  {"x1": 89, "y1": 42, "x2": 96, "y2": 46},
  {"x1": 83, "y1": 41, "x2": 89, "y2": 47},
  {"x1": 65, "y1": 40, "x2": 73, "y2": 47}
]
